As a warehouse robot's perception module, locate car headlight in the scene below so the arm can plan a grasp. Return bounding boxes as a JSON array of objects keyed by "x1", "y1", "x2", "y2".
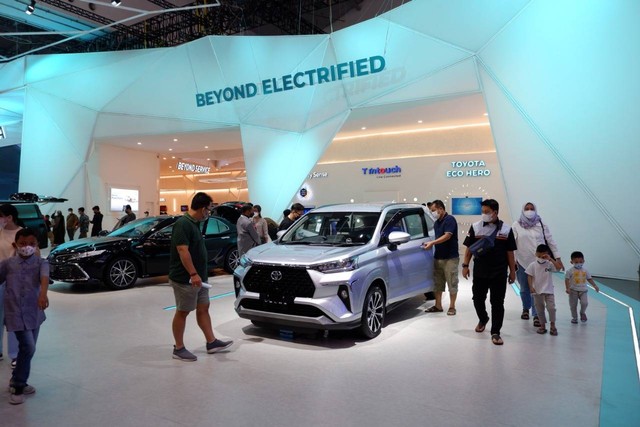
[
  {"x1": 239, "y1": 254, "x2": 253, "y2": 268},
  {"x1": 60, "y1": 249, "x2": 107, "y2": 261},
  {"x1": 311, "y1": 257, "x2": 358, "y2": 273}
]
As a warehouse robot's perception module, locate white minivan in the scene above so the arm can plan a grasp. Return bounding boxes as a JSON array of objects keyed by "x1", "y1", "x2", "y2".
[{"x1": 234, "y1": 203, "x2": 434, "y2": 338}]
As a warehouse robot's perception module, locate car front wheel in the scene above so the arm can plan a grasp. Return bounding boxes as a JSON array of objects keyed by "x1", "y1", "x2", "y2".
[
  {"x1": 224, "y1": 248, "x2": 240, "y2": 273},
  {"x1": 104, "y1": 257, "x2": 138, "y2": 290},
  {"x1": 360, "y1": 285, "x2": 385, "y2": 339}
]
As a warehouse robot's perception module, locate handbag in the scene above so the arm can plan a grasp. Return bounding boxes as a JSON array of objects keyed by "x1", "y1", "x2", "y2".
[
  {"x1": 469, "y1": 221, "x2": 502, "y2": 257},
  {"x1": 539, "y1": 220, "x2": 556, "y2": 260}
]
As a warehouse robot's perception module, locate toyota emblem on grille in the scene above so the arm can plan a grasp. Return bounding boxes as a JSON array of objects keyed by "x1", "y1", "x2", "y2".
[{"x1": 270, "y1": 270, "x2": 283, "y2": 281}]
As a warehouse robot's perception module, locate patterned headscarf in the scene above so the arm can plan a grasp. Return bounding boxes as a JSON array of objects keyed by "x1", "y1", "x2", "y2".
[{"x1": 517, "y1": 202, "x2": 541, "y2": 229}]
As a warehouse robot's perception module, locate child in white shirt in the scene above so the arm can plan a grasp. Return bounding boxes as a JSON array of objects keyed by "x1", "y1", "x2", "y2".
[
  {"x1": 525, "y1": 244, "x2": 563, "y2": 336},
  {"x1": 564, "y1": 251, "x2": 599, "y2": 323}
]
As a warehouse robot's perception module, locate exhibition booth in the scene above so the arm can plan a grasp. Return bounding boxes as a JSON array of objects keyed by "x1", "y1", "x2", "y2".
[{"x1": 0, "y1": 0, "x2": 638, "y2": 279}]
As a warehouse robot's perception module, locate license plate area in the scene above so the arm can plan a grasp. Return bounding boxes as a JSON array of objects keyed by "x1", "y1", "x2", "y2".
[{"x1": 260, "y1": 292, "x2": 294, "y2": 307}]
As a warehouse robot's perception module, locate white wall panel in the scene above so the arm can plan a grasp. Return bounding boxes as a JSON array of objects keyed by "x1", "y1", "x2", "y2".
[
  {"x1": 20, "y1": 88, "x2": 96, "y2": 211},
  {"x1": 383, "y1": 0, "x2": 530, "y2": 52},
  {"x1": 332, "y1": 18, "x2": 472, "y2": 107},
  {"x1": 364, "y1": 58, "x2": 480, "y2": 107},
  {"x1": 241, "y1": 111, "x2": 349, "y2": 219},
  {"x1": 0, "y1": 59, "x2": 25, "y2": 92},
  {"x1": 479, "y1": 0, "x2": 640, "y2": 278}
]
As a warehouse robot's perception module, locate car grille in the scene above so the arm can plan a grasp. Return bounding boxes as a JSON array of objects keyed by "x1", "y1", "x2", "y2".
[
  {"x1": 239, "y1": 298, "x2": 326, "y2": 318},
  {"x1": 50, "y1": 263, "x2": 89, "y2": 281},
  {"x1": 243, "y1": 265, "x2": 315, "y2": 298}
]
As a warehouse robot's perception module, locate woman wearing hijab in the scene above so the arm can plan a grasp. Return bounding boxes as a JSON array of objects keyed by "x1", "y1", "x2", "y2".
[{"x1": 512, "y1": 202, "x2": 564, "y2": 327}]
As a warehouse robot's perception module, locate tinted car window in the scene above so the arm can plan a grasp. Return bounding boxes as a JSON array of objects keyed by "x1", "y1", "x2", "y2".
[
  {"x1": 404, "y1": 212, "x2": 426, "y2": 239},
  {"x1": 281, "y1": 212, "x2": 380, "y2": 245},
  {"x1": 13, "y1": 204, "x2": 41, "y2": 219},
  {"x1": 205, "y1": 217, "x2": 230, "y2": 235},
  {"x1": 109, "y1": 217, "x2": 165, "y2": 238}
]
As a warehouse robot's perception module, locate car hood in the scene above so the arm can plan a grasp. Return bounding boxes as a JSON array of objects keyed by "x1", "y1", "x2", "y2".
[
  {"x1": 245, "y1": 242, "x2": 367, "y2": 266},
  {"x1": 50, "y1": 236, "x2": 132, "y2": 254}
]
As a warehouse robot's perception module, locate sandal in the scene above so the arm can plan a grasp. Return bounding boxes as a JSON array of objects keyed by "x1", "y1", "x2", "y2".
[
  {"x1": 475, "y1": 321, "x2": 487, "y2": 333},
  {"x1": 550, "y1": 327, "x2": 558, "y2": 336},
  {"x1": 491, "y1": 334, "x2": 503, "y2": 345},
  {"x1": 521, "y1": 310, "x2": 529, "y2": 320},
  {"x1": 447, "y1": 308, "x2": 456, "y2": 316},
  {"x1": 533, "y1": 316, "x2": 541, "y2": 328},
  {"x1": 425, "y1": 306, "x2": 443, "y2": 313},
  {"x1": 536, "y1": 327, "x2": 547, "y2": 334}
]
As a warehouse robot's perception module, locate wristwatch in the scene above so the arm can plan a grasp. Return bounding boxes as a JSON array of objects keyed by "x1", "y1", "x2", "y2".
[{"x1": 462, "y1": 264, "x2": 469, "y2": 268}]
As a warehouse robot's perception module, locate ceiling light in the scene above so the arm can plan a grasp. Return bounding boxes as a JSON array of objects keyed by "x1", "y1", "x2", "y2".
[
  {"x1": 361, "y1": 127, "x2": 366, "y2": 130},
  {"x1": 162, "y1": 157, "x2": 167, "y2": 160},
  {"x1": 25, "y1": 0, "x2": 35, "y2": 14},
  {"x1": 171, "y1": 156, "x2": 175, "y2": 159},
  {"x1": 168, "y1": 148, "x2": 173, "y2": 151},
  {"x1": 137, "y1": 142, "x2": 142, "y2": 145},
  {"x1": 111, "y1": 0, "x2": 121, "y2": 5},
  {"x1": 417, "y1": 120, "x2": 423, "y2": 123},
  {"x1": 206, "y1": 158, "x2": 210, "y2": 161},
  {"x1": 173, "y1": 138, "x2": 178, "y2": 142},
  {"x1": 204, "y1": 146, "x2": 209, "y2": 149},
  {"x1": 483, "y1": 113, "x2": 489, "y2": 116}
]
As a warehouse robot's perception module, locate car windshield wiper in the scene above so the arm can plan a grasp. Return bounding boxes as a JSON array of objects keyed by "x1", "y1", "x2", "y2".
[{"x1": 282, "y1": 241, "x2": 313, "y2": 245}]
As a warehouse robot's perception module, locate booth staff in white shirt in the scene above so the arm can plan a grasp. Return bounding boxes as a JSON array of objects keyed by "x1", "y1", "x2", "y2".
[{"x1": 512, "y1": 202, "x2": 563, "y2": 328}]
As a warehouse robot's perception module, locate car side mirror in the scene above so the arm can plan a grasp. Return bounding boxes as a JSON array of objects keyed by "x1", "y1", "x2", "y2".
[
  {"x1": 388, "y1": 231, "x2": 411, "y2": 246},
  {"x1": 97, "y1": 230, "x2": 109, "y2": 237},
  {"x1": 276, "y1": 230, "x2": 286, "y2": 240}
]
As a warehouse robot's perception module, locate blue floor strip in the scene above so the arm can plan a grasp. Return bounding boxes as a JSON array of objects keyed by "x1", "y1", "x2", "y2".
[
  {"x1": 588, "y1": 280, "x2": 640, "y2": 427},
  {"x1": 163, "y1": 291, "x2": 235, "y2": 311},
  {"x1": 510, "y1": 273, "x2": 639, "y2": 425}
]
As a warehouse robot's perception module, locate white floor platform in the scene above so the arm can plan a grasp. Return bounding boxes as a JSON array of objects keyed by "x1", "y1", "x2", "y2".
[{"x1": 0, "y1": 274, "x2": 608, "y2": 426}]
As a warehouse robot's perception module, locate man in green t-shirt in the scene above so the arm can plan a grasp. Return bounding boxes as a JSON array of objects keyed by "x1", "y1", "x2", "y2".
[{"x1": 169, "y1": 192, "x2": 233, "y2": 361}]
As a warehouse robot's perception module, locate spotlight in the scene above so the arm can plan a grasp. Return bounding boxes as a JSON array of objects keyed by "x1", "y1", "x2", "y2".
[
  {"x1": 111, "y1": 0, "x2": 121, "y2": 5},
  {"x1": 25, "y1": 0, "x2": 36, "y2": 14}
]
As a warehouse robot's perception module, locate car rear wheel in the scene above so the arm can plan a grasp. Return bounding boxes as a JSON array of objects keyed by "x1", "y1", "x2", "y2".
[
  {"x1": 224, "y1": 248, "x2": 240, "y2": 273},
  {"x1": 104, "y1": 257, "x2": 138, "y2": 290},
  {"x1": 360, "y1": 285, "x2": 385, "y2": 339}
]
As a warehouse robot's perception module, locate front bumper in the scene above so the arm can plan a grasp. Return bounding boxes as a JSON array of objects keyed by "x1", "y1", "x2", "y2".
[{"x1": 234, "y1": 263, "x2": 363, "y2": 331}]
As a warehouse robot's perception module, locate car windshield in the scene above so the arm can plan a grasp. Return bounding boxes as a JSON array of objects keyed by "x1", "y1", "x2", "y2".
[
  {"x1": 280, "y1": 212, "x2": 380, "y2": 246},
  {"x1": 108, "y1": 217, "x2": 167, "y2": 238}
]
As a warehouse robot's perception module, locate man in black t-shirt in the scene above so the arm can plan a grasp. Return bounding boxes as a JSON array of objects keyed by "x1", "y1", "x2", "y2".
[
  {"x1": 278, "y1": 203, "x2": 304, "y2": 231},
  {"x1": 462, "y1": 199, "x2": 517, "y2": 346}
]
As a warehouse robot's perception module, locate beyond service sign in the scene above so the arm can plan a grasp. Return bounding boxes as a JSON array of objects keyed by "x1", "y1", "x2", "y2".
[{"x1": 196, "y1": 56, "x2": 386, "y2": 107}]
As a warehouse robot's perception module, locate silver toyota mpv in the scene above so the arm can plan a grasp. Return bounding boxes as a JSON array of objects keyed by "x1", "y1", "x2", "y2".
[{"x1": 233, "y1": 203, "x2": 435, "y2": 338}]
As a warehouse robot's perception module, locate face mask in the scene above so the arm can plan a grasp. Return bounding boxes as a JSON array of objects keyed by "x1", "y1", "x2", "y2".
[
  {"x1": 523, "y1": 210, "x2": 536, "y2": 219},
  {"x1": 481, "y1": 213, "x2": 494, "y2": 223},
  {"x1": 0, "y1": 217, "x2": 7, "y2": 230},
  {"x1": 536, "y1": 257, "x2": 546, "y2": 264},
  {"x1": 430, "y1": 211, "x2": 438, "y2": 220},
  {"x1": 573, "y1": 263, "x2": 583, "y2": 269},
  {"x1": 17, "y1": 246, "x2": 36, "y2": 257}
]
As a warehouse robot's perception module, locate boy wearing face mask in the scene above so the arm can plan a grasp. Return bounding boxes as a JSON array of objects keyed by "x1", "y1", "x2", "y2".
[
  {"x1": 0, "y1": 228, "x2": 50, "y2": 405},
  {"x1": 525, "y1": 244, "x2": 563, "y2": 335},
  {"x1": 565, "y1": 251, "x2": 599, "y2": 323}
]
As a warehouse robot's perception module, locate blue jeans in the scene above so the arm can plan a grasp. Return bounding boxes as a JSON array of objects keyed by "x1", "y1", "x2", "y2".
[
  {"x1": 11, "y1": 328, "x2": 40, "y2": 393},
  {"x1": 0, "y1": 283, "x2": 20, "y2": 359},
  {"x1": 516, "y1": 263, "x2": 537, "y2": 317}
]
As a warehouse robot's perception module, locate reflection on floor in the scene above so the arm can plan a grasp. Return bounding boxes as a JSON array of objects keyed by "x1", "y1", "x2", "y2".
[{"x1": 0, "y1": 274, "x2": 638, "y2": 426}]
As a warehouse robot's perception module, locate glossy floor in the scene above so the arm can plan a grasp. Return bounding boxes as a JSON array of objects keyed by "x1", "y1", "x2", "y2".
[{"x1": 0, "y1": 274, "x2": 637, "y2": 426}]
